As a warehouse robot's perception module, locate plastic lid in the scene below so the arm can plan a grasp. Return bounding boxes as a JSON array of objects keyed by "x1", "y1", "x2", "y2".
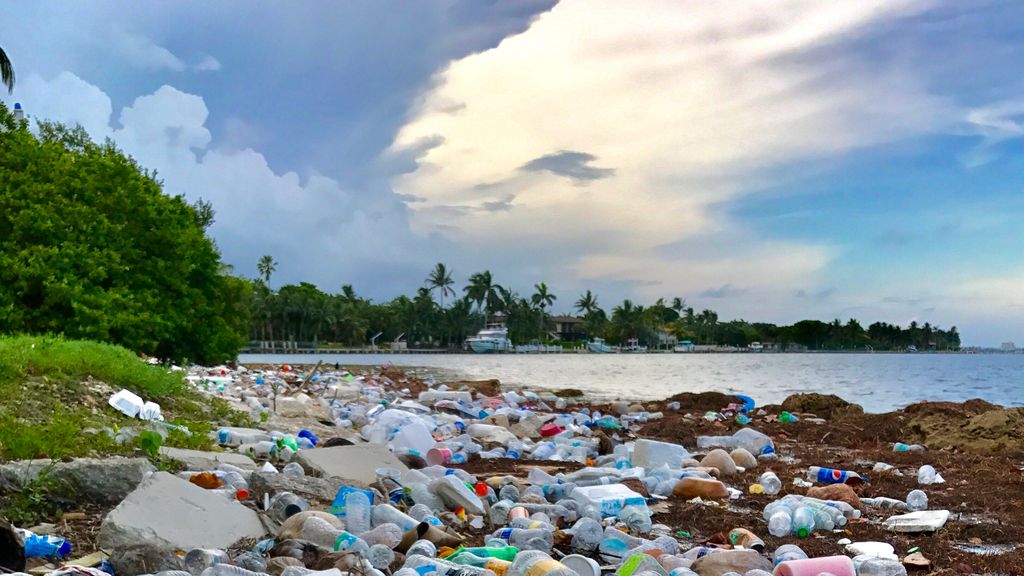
[
  {"x1": 796, "y1": 527, "x2": 810, "y2": 538},
  {"x1": 562, "y1": 555, "x2": 600, "y2": 576}
]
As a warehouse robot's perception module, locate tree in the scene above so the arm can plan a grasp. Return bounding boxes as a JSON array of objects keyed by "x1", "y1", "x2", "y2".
[
  {"x1": 464, "y1": 271, "x2": 502, "y2": 325},
  {"x1": 257, "y1": 255, "x2": 277, "y2": 284},
  {"x1": 0, "y1": 106, "x2": 245, "y2": 363},
  {"x1": 575, "y1": 290, "x2": 598, "y2": 314},
  {"x1": 427, "y1": 262, "x2": 455, "y2": 309},
  {"x1": 0, "y1": 46, "x2": 13, "y2": 94},
  {"x1": 531, "y1": 282, "x2": 556, "y2": 339}
]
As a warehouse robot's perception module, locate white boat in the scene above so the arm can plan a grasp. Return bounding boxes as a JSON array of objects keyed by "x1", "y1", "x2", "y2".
[
  {"x1": 587, "y1": 338, "x2": 617, "y2": 353},
  {"x1": 466, "y1": 326, "x2": 513, "y2": 353},
  {"x1": 673, "y1": 340, "x2": 694, "y2": 353},
  {"x1": 906, "y1": 345, "x2": 918, "y2": 353},
  {"x1": 622, "y1": 338, "x2": 647, "y2": 353},
  {"x1": 748, "y1": 341, "x2": 764, "y2": 352}
]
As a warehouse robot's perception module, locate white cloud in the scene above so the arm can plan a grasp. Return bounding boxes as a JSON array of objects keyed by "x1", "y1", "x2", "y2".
[
  {"x1": 961, "y1": 99, "x2": 1024, "y2": 167},
  {"x1": 390, "y1": 0, "x2": 952, "y2": 305},
  {"x1": 195, "y1": 55, "x2": 222, "y2": 72},
  {"x1": 113, "y1": 31, "x2": 186, "y2": 72},
  {"x1": 12, "y1": 72, "x2": 113, "y2": 139}
]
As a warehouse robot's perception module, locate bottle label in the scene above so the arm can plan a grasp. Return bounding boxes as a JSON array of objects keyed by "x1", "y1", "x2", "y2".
[
  {"x1": 496, "y1": 528, "x2": 514, "y2": 539},
  {"x1": 816, "y1": 468, "x2": 849, "y2": 483}
]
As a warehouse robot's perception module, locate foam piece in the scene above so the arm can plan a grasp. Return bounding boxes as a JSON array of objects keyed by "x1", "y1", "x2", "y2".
[{"x1": 773, "y1": 555, "x2": 855, "y2": 576}]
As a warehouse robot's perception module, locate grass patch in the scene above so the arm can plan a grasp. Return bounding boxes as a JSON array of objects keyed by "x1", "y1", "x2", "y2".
[{"x1": 0, "y1": 335, "x2": 251, "y2": 461}]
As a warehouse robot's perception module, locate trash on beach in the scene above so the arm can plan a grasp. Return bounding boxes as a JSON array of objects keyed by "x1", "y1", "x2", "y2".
[{"x1": 883, "y1": 510, "x2": 951, "y2": 532}]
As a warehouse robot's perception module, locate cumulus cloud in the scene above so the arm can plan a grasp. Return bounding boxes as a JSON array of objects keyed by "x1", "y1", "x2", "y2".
[
  {"x1": 113, "y1": 31, "x2": 186, "y2": 71},
  {"x1": 390, "y1": 0, "x2": 950, "y2": 312}
]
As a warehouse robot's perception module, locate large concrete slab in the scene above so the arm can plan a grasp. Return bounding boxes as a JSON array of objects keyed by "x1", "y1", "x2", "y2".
[
  {"x1": 99, "y1": 471, "x2": 265, "y2": 574},
  {"x1": 158, "y1": 447, "x2": 257, "y2": 471},
  {"x1": 294, "y1": 443, "x2": 408, "y2": 484},
  {"x1": 0, "y1": 458, "x2": 155, "y2": 505}
]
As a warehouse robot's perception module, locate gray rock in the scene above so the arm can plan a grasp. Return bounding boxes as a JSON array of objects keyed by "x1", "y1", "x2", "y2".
[
  {"x1": 0, "y1": 458, "x2": 155, "y2": 504},
  {"x1": 249, "y1": 470, "x2": 358, "y2": 504},
  {"x1": 99, "y1": 471, "x2": 265, "y2": 575},
  {"x1": 158, "y1": 447, "x2": 257, "y2": 471},
  {"x1": 294, "y1": 443, "x2": 408, "y2": 484}
]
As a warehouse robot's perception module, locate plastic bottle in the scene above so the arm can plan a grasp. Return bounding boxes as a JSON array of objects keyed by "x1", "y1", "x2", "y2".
[
  {"x1": 619, "y1": 505, "x2": 653, "y2": 534},
  {"x1": 232, "y1": 551, "x2": 267, "y2": 573},
  {"x1": 268, "y1": 492, "x2": 309, "y2": 523},
  {"x1": 407, "y1": 539, "x2": 438, "y2": 558},
  {"x1": 854, "y1": 555, "x2": 908, "y2": 576},
  {"x1": 499, "y1": 484, "x2": 521, "y2": 502},
  {"x1": 505, "y1": 550, "x2": 577, "y2": 576},
  {"x1": 860, "y1": 497, "x2": 908, "y2": 510},
  {"x1": 906, "y1": 489, "x2": 928, "y2": 512},
  {"x1": 791, "y1": 506, "x2": 815, "y2": 538},
  {"x1": 758, "y1": 472, "x2": 782, "y2": 496},
  {"x1": 221, "y1": 471, "x2": 251, "y2": 500},
  {"x1": 20, "y1": 531, "x2": 72, "y2": 559},
  {"x1": 772, "y1": 544, "x2": 808, "y2": 565},
  {"x1": 346, "y1": 491, "x2": 372, "y2": 534},
  {"x1": 368, "y1": 544, "x2": 395, "y2": 569},
  {"x1": 198, "y1": 566, "x2": 267, "y2": 576},
  {"x1": 768, "y1": 510, "x2": 792, "y2": 538},
  {"x1": 301, "y1": 516, "x2": 369, "y2": 554},
  {"x1": 806, "y1": 466, "x2": 863, "y2": 484},
  {"x1": 184, "y1": 549, "x2": 230, "y2": 575},
  {"x1": 489, "y1": 500, "x2": 513, "y2": 525},
  {"x1": 568, "y1": 517, "x2": 604, "y2": 551},
  {"x1": 403, "y1": 554, "x2": 497, "y2": 576},
  {"x1": 917, "y1": 465, "x2": 941, "y2": 485},
  {"x1": 409, "y1": 503, "x2": 445, "y2": 526},
  {"x1": 283, "y1": 462, "x2": 306, "y2": 478},
  {"x1": 490, "y1": 528, "x2": 554, "y2": 551},
  {"x1": 372, "y1": 503, "x2": 420, "y2": 531},
  {"x1": 361, "y1": 523, "x2": 404, "y2": 548},
  {"x1": 893, "y1": 442, "x2": 925, "y2": 452}
]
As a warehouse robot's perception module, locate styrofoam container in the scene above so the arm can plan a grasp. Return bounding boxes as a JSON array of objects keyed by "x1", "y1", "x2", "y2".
[
  {"x1": 108, "y1": 389, "x2": 144, "y2": 418},
  {"x1": 571, "y1": 483, "x2": 646, "y2": 517}
]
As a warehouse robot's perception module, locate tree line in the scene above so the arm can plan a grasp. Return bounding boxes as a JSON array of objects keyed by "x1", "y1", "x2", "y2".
[{"x1": 247, "y1": 260, "x2": 960, "y2": 352}]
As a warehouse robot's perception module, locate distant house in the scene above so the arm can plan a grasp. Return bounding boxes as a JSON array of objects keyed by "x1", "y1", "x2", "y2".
[
  {"x1": 1001, "y1": 342, "x2": 1018, "y2": 352},
  {"x1": 550, "y1": 315, "x2": 586, "y2": 341}
]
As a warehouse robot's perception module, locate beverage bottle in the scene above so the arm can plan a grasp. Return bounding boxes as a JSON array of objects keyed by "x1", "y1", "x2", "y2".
[
  {"x1": 403, "y1": 554, "x2": 497, "y2": 576},
  {"x1": 450, "y1": 553, "x2": 513, "y2": 576},
  {"x1": 530, "y1": 442, "x2": 557, "y2": 460},
  {"x1": 506, "y1": 550, "x2": 577, "y2": 576},
  {"x1": 618, "y1": 505, "x2": 653, "y2": 534},
  {"x1": 232, "y1": 551, "x2": 267, "y2": 573},
  {"x1": 906, "y1": 489, "x2": 928, "y2": 512},
  {"x1": 268, "y1": 492, "x2": 309, "y2": 522},
  {"x1": 893, "y1": 442, "x2": 925, "y2": 452},
  {"x1": 772, "y1": 544, "x2": 808, "y2": 565},
  {"x1": 221, "y1": 471, "x2": 251, "y2": 500},
  {"x1": 598, "y1": 537, "x2": 630, "y2": 564},
  {"x1": 568, "y1": 517, "x2": 604, "y2": 551},
  {"x1": 727, "y1": 528, "x2": 764, "y2": 552},
  {"x1": 499, "y1": 484, "x2": 521, "y2": 502},
  {"x1": 409, "y1": 503, "x2": 445, "y2": 526},
  {"x1": 197, "y1": 566, "x2": 267, "y2": 576},
  {"x1": 407, "y1": 539, "x2": 438, "y2": 558},
  {"x1": 505, "y1": 440, "x2": 527, "y2": 459},
  {"x1": 861, "y1": 496, "x2": 907, "y2": 510},
  {"x1": 238, "y1": 441, "x2": 276, "y2": 459},
  {"x1": 360, "y1": 523, "x2": 404, "y2": 548},
  {"x1": 917, "y1": 465, "x2": 940, "y2": 485},
  {"x1": 183, "y1": 549, "x2": 229, "y2": 574},
  {"x1": 367, "y1": 544, "x2": 395, "y2": 569},
  {"x1": 667, "y1": 569, "x2": 698, "y2": 576},
  {"x1": 283, "y1": 462, "x2": 305, "y2": 478},
  {"x1": 806, "y1": 466, "x2": 862, "y2": 484},
  {"x1": 371, "y1": 503, "x2": 419, "y2": 531},
  {"x1": 768, "y1": 510, "x2": 792, "y2": 537},
  {"x1": 695, "y1": 435, "x2": 737, "y2": 451},
  {"x1": 527, "y1": 468, "x2": 558, "y2": 486},
  {"x1": 791, "y1": 506, "x2": 815, "y2": 538},
  {"x1": 490, "y1": 528, "x2": 554, "y2": 552},
  {"x1": 301, "y1": 516, "x2": 369, "y2": 554},
  {"x1": 450, "y1": 546, "x2": 519, "y2": 562},
  {"x1": 489, "y1": 500, "x2": 513, "y2": 525},
  {"x1": 758, "y1": 471, "x2": 782, "y2": 495},
  {"x1": 854, "y1": 556, "x2": 908, "y2": 576},
  {"x1": 345, "y1": 491, "x2": 372, "y2": 534},
  {"x1": 508, "y1": 517, "x2": 555, "y2": 531}
]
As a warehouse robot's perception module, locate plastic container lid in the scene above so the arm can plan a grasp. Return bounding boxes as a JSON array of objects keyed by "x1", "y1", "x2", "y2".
[{"x1": 562, "y1": 554, "x2": 600, "y2": 576}]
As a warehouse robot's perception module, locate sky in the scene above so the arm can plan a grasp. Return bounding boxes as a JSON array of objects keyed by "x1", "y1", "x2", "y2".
[{"x1": 2, "y1": 1, "x2": 1023, "y2": 346}]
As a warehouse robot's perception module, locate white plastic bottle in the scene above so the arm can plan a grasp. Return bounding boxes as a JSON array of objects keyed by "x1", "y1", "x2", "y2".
[
  {"x1": 345, "y1": 491, "x2": 372, "y2": 535},
  {"x1": 505, "y1": 550, "x2": 577, "y2": 576},
  {"x1": 768, "y1": 510, "x2": 792, "y2": 538},
  {"x1": 403, "y1": 554, "x2": 496, "y2": 576},
  {"x1": 758, "y1": 471, "x2": 782, "y2": 495}
]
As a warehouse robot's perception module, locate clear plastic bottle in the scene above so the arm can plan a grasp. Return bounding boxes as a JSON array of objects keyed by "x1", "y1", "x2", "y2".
[
  {"x1": 499, "y1": 484, "x2": 521, "y2": 502},
  {"x1": 368, "y1": 544, "x2": 395, "y2": 569},
  {"x1": 345, "y1": 491, "x2": 372, "y2": 534},
  {"x1": 860, "y1": 497, "x2": 908, "y2": 510},
  {"x1": 403, "y1": 554, "x2": 497, "y2": 576},
  {"x1": 568, "y1": 517, "x2": 604, "y2": 551},
  {"x1": 409, "y1": 503, "x2": 445, "y2": 526},
  {"x1": 183, "y1": 549, "x2": 229, "y2": 575},
  {"x1": 361, "y1": 523, "x2": 404, "y2": 548},
  {"x1": 268, "y1": 492, "x2": 309, "y2": 523},
  {"x1": 371, "y1": 503, "x2": 419, "y2": 531},
  {"x1": 490, "y1": 528, "x2": 554, "y2": 552},
  {"x1": 768, "y1": 510, "x2": 792, "y2": 538},
  {"x1": 917, "y1": 465, "x2": 940, "y2": 485},
  {"x1": 619, "y1": 505, "x2": 653, "y2": 534},
  {"x1": 198, "y1": 566, "x2": 267, "y2": 576},
  {"x1": 791, "y1": 506, "x2": 815, "y2": 538},
  {"x1": 854, "y1": 556, "x2": 908, "y2": 576},
  {"x1": 301, "y1": 516, "x2": 369, "y2": 554},
  {"x1": 758, "y1": 472, "x2": 782, "y2": 496},
  {"x1": 489, "y1": 500, "x2": 513, "y2": 526},
  {"x1": 283, "y1": 462, "x2": 305, "y2": 478},
  {"x1": 232, "y1": 551, "x2": 267, "y2": 573},
  {"x1": 407, "y1": 539, "x2": 438, "y2": 558},
  {"x1": 772, "y1": 544, "x2": 808, "y2": 565},
  {"x1": 505, "y1": 550, "x2": 577, "y2": 576},
  {"x1": 906, "y1": 489, "x2": 928, "y2": 512}
]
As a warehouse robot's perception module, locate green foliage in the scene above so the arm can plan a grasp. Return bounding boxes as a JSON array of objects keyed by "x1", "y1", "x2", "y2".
[
  {"x1": 0, "y1": 466, "x2": 65, "y2": 527},
  {"x1": 0, "y1": 102, "x2": 247, "y2": 364},
  {"x1": 0, "y1": 335, "x2": 248, "y2": 460}
]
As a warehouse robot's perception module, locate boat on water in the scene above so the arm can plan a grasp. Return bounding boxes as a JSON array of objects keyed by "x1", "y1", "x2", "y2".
[
  {"x1": 622, "y1": 338, "x2": 647, "y2": 353},
  {"x1": 466, "y1": 326, "x2": 514, "y2": 353},
  {"x1": 906, "y1": 345, "x2": 918, "y2": 353},
  {"x1": 673, "y1": 340, "x2": 694, "y2": 353},
  {"x1": 587, "y1": 337, "x2": 617, "y2": 353},
  {"x1": 748, "y1": 341, "x2": 764, "y2": 352}
]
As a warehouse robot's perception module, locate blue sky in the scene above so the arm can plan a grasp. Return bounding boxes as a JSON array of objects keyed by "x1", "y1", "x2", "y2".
[{"x1": 2, "y1": 1, "x2": 1023, "y2": 345}]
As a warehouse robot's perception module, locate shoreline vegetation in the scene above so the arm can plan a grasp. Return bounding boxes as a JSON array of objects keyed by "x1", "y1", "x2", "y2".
[{"x1": 0, "y1": 102, "x2": 963, "y2": 366}]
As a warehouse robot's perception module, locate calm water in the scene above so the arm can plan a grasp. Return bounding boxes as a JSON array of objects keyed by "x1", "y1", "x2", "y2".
[{"x1": 238, "y1": 352, "x2": 1024, "y2": 413}]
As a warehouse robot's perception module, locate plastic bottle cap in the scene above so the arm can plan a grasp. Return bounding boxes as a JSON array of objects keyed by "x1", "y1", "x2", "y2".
[
  {"x1": 796, "y1": 527, "x2": 810, "y2": 538},
  {"x1": 236, "y1": 488, "x2": 251, "y2": 500},
  {"x1": 474, "y1": 482, "x2": 488, "y2": 496}
]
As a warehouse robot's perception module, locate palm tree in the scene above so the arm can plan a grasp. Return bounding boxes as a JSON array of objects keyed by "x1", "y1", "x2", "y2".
[
  {"x1": 531, "y1": 282, "x2": 556, "y2": 339},
  {"x1": 671, "y1": 297, "x2": 685, "y2": 313},
  {"x1": 0, "y1": 46, "x2": 14, "y2": 94},
  {"x1": 426, "y1": 262, "x2": 455, "y2": 309},
  {"x1": 257, "y1": 255, "x2": 277, "y2": 284},
  {"x1": 575, "y1": 290, "x2": 598, "y2": 314},
  {"x1": 464, "y1": 271, "x2": 502, "y2": 325}
]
